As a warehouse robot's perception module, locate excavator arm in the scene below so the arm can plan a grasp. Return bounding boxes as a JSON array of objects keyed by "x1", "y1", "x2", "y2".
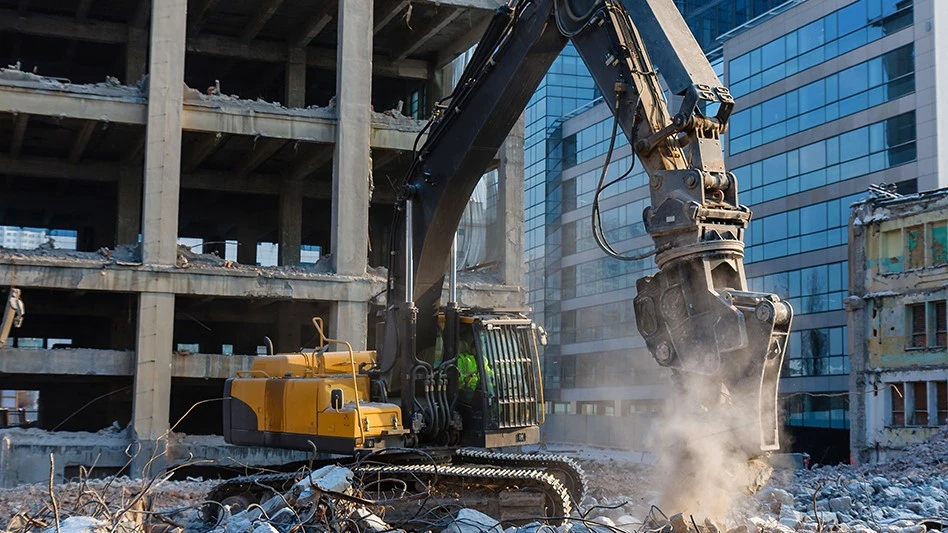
[{"x1": 379, "y1": 0, "x2": 792, "y2": 452}]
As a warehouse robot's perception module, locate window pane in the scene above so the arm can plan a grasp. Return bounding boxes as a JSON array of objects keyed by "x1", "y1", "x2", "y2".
[
  {"x1": 906, "y1": 225, "x2": 924, "y2": 269},
  {"x1": 910, "y1": 304, "x2": 926, "y2": 348},
  {"x1": 931, "y1": 223, "x2": 948, "y2": 265},
  {"x1": 891, "y1": 382, "x2": 905, "y2": 426}
]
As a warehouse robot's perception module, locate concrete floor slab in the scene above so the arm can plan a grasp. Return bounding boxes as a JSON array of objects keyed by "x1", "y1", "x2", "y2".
[{"x1": 0, "y1": 428, "x2": 309, "y2": 488}]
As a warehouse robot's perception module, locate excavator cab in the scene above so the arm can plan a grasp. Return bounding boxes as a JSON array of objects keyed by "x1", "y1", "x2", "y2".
[{"x1": 449, "y1": 311, "x2": 544, "y2": 448}]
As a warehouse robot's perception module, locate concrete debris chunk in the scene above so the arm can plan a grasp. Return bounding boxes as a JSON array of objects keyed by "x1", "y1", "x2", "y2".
[
  {"x1": 354, "y1": 507, "x2": 392, "y2": 532},
  {"x1": 443, "y1": 508, "x2": 504, "y2": 533},
  {"x1": 251, "y1": 523, "x2": 280, "y2": 533},
  {"x1": 41, "y1": 516, "x2": 109, "y2": 533},
  {"x1": 294, "y1": 464, "x2": 353, "y2": 496}
]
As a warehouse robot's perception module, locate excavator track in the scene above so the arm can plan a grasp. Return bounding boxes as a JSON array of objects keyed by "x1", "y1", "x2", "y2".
[
  {"x1": 203, "y1": 462, "x2": 572, "y2": 527},
  {"x1": 355, "y1": 463, "x2": 571, "y2": 524},
  {"x1": 453, "y1": 447, "x2": 588, "y2": 505}
]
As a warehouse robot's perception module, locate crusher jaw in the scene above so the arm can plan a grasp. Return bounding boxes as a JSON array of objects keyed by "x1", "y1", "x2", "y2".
[{"x1": 634, "y1": 244, "x2": 793, "y2": 452}]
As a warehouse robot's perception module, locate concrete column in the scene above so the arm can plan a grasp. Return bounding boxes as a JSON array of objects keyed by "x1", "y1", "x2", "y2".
[
  {"x1": 847, "y1": 218, "x2": 869, "y2": 463},
  {"x1": 116, "y1": 166, "x2": 142, "y2": 245},
  {"x1": 330, "y1": 300, "x2": 367, "y2": 351},
  {"x1": 126, "y1": 27, "x2": 148, "y2": 85},
  {"x1": 331, "y1": 0, "x2": 371, "y2": 276},
  {"x1": 497, "y1": 115, "x2": 526, "y2": 288},
  {"x1": 132, "y1": 292, "x2": 174, "y2": 474},
  {"x1": 237, "y1": 222, "x2": 258, "y2": 265},
  {"x1": 279, "y1": 177, "x2": 302, "y2": 266},
  {"x1": 276, "y1": 302, "x2": 301, "y2": 353},
  {"x1": 132, "y1": 0, "x2": 186, "y2": 474},
  {"x1": 285, "y1": 47, "x2": 307, "y2": 108},
  {"x1": 141, "y1": 0, "x2": 185, "y2": 265}
]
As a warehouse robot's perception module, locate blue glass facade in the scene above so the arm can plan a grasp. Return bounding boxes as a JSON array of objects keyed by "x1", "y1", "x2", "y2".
[
  {"x1": 674, "y1": 0, "x2": 790, "y2": 52},
  {"x1": 727, "y1": 0, "x2": 914, "y2": 96},
  {"x1": 729, "y1": 44, "x2": 915, "y2": 154},
  {"x1": 529, "y1": 0, "x2": 929, "y2": 447},
  {"x1": 524, "y1": 44, "x2": 598, "y2": 352}
]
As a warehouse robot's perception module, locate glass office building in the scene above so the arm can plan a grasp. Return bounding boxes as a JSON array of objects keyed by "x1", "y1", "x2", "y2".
[{"x1": 529, "y1": 0, "x2": 946, "y2": 459}]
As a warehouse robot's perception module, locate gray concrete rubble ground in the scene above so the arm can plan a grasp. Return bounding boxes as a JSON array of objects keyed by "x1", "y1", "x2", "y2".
[{"x1": 1, "y1": 429, "x2": 946, "y2": 532}]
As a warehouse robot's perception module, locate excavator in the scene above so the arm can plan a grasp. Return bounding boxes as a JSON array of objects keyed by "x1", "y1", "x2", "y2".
[{"x1": 213, "y1": 0, "x2": 793, "y2": 524}]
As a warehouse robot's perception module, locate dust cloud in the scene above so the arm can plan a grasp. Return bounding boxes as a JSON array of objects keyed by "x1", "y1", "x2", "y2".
[{"x1": 646, "y1": 370, "x2": 773, "y2": 522}]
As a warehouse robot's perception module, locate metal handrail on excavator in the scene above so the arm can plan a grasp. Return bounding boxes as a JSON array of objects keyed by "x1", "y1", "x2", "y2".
[{"x1": 310, "y1": 317, "x2": 367, "y2": 446}]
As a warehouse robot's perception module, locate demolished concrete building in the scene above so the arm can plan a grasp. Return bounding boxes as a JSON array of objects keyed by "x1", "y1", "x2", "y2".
[
  {"x1": 848, "y1": 188, "x2": 948, "y2": 464},
  {"x1": 0, "y1": 0, "x2": 525, "y2": 486}
]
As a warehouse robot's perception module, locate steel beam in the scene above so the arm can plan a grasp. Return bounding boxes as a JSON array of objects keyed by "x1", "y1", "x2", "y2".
[
  {"x1": 392, "y1": 7, "x2": 462, "y2": 61},
  {"x1": 374, "y1": 0, "x2": 410, "y2": 34},
  {"x1": 294, "y1": 9, "x2": 333, "y2": 48},
  {"x1": 235, "y1": 137, "x2": 288, "y2": 178},
  {"x1": 68, "y1": 121, "x2": 97, "y2": 163},
  {"x1": 189, "y1": 0, "x2": 222, "y2": 33},
  {"x1": 241, "y1": 0, "x2": 284, "y2": 41},
  {"x1": 289, "y1": 144, "x2": 334, "y2": 181},
  {"x1": 181, "y1": 132, "x2": 224, "y2": 173}
]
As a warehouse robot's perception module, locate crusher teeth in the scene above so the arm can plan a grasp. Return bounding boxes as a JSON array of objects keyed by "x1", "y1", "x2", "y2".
[
  {"x1": 454, "y1": 447, "x2": 589, "y2": 506},
  {"x1": 202, "y1": 462, "x2": 573, "y2": 527}
]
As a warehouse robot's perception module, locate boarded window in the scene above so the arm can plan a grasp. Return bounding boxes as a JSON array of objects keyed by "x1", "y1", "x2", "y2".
[
  {"x1": 931, "y1": 222, "x2": 948, "y2": 265},
  {"x1": 891, "y1": 383, "x2": 905, "y2": 426},
  {"x1": 906, "y1": 225, "x2": 924, "y2": 269},
  {"x1": 913, "y1": 382, "x2": 929, "y2": 425},
  {"x1": 936, "y1": 302, "x2": 947, "y2": 347},
  {"x1": 938, "y1": 382, "x2": 948, "y2": 425},
  {"x1": 909, "y1": 304, "x2": 926, "y2": 348},
  {"x1": 882, "y1": 229, "x2": 903, "y2": 272}
]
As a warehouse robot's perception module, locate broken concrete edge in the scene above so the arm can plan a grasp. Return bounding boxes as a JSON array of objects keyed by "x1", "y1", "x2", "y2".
[
  {"x1": 0, "y1": 347, "x2": 261, "y2": 378},
  {"x1": 0, "y1": 68, "x2": 426, "y2": 131},
  {"x1": 852, "y1": 187, "x2": 948, "y2": 226},
  {"x1": 0, "y1": 250, "x2": 522, "y2": 303}
]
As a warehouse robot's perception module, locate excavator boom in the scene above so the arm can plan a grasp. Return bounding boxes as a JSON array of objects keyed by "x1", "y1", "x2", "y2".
[{"x1": 381, "y1": 0, "x2": 792, "y2": 451}]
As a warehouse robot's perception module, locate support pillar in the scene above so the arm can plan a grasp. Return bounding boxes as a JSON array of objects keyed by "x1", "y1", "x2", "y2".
[
  {"x1": 237, "y1": 222, "x2": 258, "y2": 265},
  {"x1": 497, "y1": 114, "x2": 526, "y2": 288},
  {"x1": 330, "y1": 300, "x2": 367, "y2": 351},
  {"x1": 331, "y1": 0, "x2": 371, "y2": 276},
  {"x1": 116, "y1": 166, "x2": 142, "y2": 245},
  {"x1": 279, "y1": 177, "x2": 302, "y2": 266},
  {"x1": 133, "y1": 293, "x2": 174, "y2": 441},
  {"x1": 285, "y1": 47, "x2": 307, "y2": 108},
  {"x1": 276, "y1": 302, "x2": 301, "y2": 353},
  {"x1": 126, "y1": 27, "x2": 148, "y2": 85},
  {"x1": 132, "y1": 0, "x2": 186, "y2": 476}
]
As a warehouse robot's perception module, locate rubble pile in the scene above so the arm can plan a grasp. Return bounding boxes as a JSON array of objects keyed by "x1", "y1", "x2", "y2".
[
  {"x1": 1, "y1": 431, "x2": 946, "y2": 532},
  {"x1": 572, "y1": 429, "x2": 948, "y2": 533}
]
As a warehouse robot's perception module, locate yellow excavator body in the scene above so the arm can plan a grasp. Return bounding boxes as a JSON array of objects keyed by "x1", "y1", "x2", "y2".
[{"x1": 224, "y1": 350, "x2": 408, "y2": 454}]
